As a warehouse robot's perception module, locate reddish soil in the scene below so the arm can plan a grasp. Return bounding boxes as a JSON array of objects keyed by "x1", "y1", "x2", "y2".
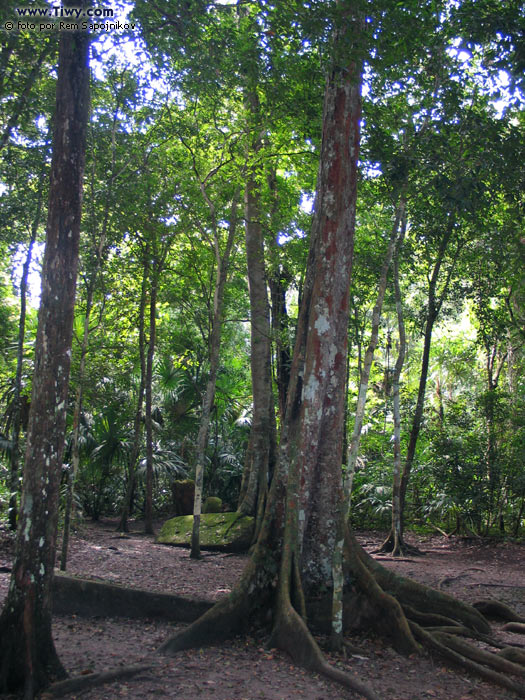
[{"x1": 0, "y1": 520, "x2": 524, "y2": 699}]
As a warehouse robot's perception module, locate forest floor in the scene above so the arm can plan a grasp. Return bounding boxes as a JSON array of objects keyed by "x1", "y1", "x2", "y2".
[{"x1": 0, "y1": 518, "x2": 524, "y2": 700}]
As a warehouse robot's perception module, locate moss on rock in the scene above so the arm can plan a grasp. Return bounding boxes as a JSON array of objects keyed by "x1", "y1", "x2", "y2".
[{"x1": 157, "y1": 512, "x2": 254, "y2": 552}]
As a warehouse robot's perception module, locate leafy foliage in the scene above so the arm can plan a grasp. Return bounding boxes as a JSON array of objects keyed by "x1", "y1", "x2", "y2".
[{"x1": 0, "y1": 0, "x2": 523, "y2": 538}]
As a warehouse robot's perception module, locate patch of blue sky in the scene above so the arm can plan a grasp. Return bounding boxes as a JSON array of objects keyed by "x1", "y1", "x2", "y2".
[{"x1": 11, "y1": 242, "x2": 45, "y2": 308}]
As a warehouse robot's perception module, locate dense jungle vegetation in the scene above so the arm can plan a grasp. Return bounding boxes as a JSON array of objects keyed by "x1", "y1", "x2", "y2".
[
  {"x1": 0, "y1": 0, "x2": 524, "y2": 694},
  {"x1": 1, "y1": 0, "x2": 522, "y2": 540}
]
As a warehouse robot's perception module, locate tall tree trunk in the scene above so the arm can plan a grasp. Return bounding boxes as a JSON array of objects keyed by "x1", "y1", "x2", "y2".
[
  {"x1": 191, "y1": 193, "x2": 240, "y2": 559},
  {"x1": 344, "y1": 195, "x2": 406, "y2": 503},
  {"x1": 236, "y1": 128, "x2": 276, "y2": 538},
  {"x1": 144, "y1": 261, "x2": 158, "y2": 535},
  {"x1": 8, "y1": 170, "x2": 46, "y2": 531},
  {"x1": 483, "y1": 342, "x2": 506, "y2": 534},
  {"x1": 235, "y1": 19, "x2": 277, "y2": 534},
  {"x1": 276, "y1": 18, "x2": 363, "y2": 651},
  {"x1": 0, "y1": 15, "x2": 90, "y2": 696},
  {"x1": 389, "y1": 214, "x2": 407, "y2": 556},
  {"x1": 266, "y1": 165, "x2": 292, "y2": 421},
  {"x1": 269, "y1": 267, "x2": 292, "y2": 421},
  {"x1": 381, "y1": 212, "x2": 460, "y2": 553},
  {"x1": 117, "y1": 248, "x2": 148, "y2": 533}
]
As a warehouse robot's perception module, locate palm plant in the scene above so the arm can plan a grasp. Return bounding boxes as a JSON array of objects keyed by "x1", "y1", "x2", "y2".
[
  {"x1": 75, "y1": 405, "x2": 132, "y2": 520},
  {"x1": 205, "y1": 393, "x2": 250, "y2": 507},
  {"x1": 155, "y1": 354, "x2": 202, "y2": 424},
  {"x1": 136, "y1": 438, "x2": 187, "y2": 513},
  {"x1": 354, "y1": 481, "x2": 393, "y2": 528}
]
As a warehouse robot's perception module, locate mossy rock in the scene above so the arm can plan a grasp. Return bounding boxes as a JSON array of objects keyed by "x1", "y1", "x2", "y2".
[
  {"x1": 203, "y1": 496, "x2": 222, "y2": 514},
  {"x1": 156, "y1": 512, "x2": 254, "y2": 552},
  {"x1": 171, "y1": 479, "x2": 195, "y2": 515}
]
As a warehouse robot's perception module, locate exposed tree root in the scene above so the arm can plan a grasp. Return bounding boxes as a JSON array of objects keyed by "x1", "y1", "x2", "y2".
[
  {"x1": 348, "y1": 529, "x2": 525, "y2": 694},
  {"x1": 410, "y1": 621, "x2": 525, "y2": 697},
  {"x1": 424, "y1": 625, "x2": 506, "y2": 648},
  {"x1": 402, "y1": 604, "x2": 463, "y2": 628},
  {"x1": 354, "y1": 533, "x2": 491, "y2": 634},
  {"x1": 473, "y1": 599, "x2": 525, "y2": 622},
  {"x1": 373, "y1": 556, "x2": 416, "y2": 562},
  {"x1": 159, "y1": 551, "x2": 380, "y2": 699},
  {"x1": 158, "y1": 572, "x2": 256, "y2": 654},
  {"x1": 438, "y1": 568, "x2": 483, "y2": 589},
  {"x1": 375, "y1": 530, "x2": 425, "y2": 557},
  {"x1": 156, "y1": 524, "x2": 522, "y2": 699},
  {"x1": 344, "y1": 529, "x2": 420, "y2": 654},
  {"x1": 433, "y1": 630, "x2": 525, "y2": 677},
  {"x1": 44, "y1": 664, "x2": 151, "y2": 698},
  {"x1": 343, "y1": 639, "x2": 368, "y2": 655},
  {"x1": 499, "y1": 647, "x2": 525, "y2": 665},
  {"x1": 503, "y1": 623, "x2": 525, "y2": 635},
  {"x1": 270, "y1": 597, "x2": 380, "y2": 700}
]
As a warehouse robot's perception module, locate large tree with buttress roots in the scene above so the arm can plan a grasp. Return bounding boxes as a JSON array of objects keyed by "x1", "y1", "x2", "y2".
[{"x1": 159, "y1": 4, "x2": 525, "y2": 699}]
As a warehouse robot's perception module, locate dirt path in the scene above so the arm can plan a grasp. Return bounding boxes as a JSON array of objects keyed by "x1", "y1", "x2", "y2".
[{"x1": 0, "y1": 521, "x2": 523, "y2": 699}]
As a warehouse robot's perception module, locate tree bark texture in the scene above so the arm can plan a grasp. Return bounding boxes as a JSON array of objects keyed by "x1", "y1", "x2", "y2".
[
  {"x1": 288, "y1": 35, "x2": 362, "y2": 592},
  {"x1": 235, "y1": 10, "x2": 277, "y2": 532},
  {"x1": 0, "y1": 17, "x2": 90, "y2": 697},
  {"x1": 59, "y1": 292, "x2": 91, "y2": 570}
]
